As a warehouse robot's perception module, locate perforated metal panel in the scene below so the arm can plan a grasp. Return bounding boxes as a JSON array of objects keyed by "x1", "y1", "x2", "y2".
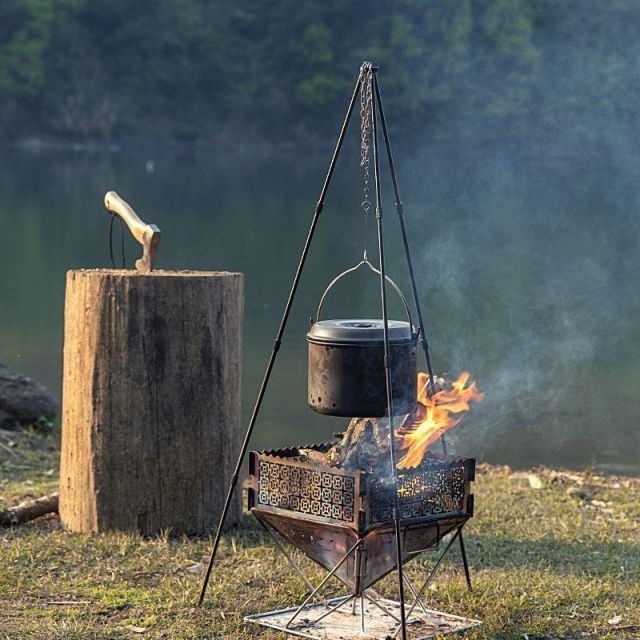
[
  {"x1": 250, "y1": 446, "x2": 473, "y2": 533},
  {"x1": 256, "y1": 459, "x2": 357, "y2": 524},
  {"x1": 368, "y1": 462, "x2": 468, "y2": 525}
]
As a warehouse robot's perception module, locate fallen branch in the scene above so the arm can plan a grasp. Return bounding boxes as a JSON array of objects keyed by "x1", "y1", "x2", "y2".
[
  {"x1": 0, "y1": 492, "x2": 58, "y2": 526},
  {"x1": 0, "y1": 440, "x2": 23, "y2": 459}
]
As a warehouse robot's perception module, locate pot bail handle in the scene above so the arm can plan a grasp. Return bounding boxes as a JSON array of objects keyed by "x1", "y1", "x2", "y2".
[{"x1": 315, "y1": 259, "x2": 415, "y2": 332}]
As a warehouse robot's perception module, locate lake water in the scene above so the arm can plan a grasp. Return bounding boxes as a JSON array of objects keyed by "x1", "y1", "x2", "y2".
[{"x1": 1, "y1": 138, "x2": 639, "y2": 474}]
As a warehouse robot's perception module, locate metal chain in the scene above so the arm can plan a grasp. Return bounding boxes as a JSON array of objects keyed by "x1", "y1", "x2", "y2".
[{"x1": 360, "y1": 62, "x2": 374, "y2": 262}]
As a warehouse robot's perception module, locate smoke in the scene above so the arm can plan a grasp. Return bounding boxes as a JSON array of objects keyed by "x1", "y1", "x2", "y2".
[
  {"x1": 391, "y1": 121, "x2": 640, "y2": 472},
  {"x1": 367, "y1": 4, "x2": 640, "y2": 474}
]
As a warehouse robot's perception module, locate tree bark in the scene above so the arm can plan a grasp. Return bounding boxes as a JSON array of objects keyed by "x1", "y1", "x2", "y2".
[{"x1": 59, "y1": 269, "x2": 243, "y2": 535}]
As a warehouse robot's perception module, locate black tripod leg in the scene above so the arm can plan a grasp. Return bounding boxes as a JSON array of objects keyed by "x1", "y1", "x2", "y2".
[
  {"x1": 458, "y1": 528, "x2": 473, "y2": 591},
  {"x1": 373, "y1": 75, "x2": 448, "y2": 457},
  {"x1": 197, "y1": 71, "x2": 363, "y2": 607},
  {"x1": 370, "y1": 65, "x2": 408, "y2": 640}
]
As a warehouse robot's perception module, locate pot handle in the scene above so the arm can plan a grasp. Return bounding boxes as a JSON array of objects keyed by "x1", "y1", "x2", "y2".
[{"x1": 315, "y1": 259, "x2": 415, "y2": 332}]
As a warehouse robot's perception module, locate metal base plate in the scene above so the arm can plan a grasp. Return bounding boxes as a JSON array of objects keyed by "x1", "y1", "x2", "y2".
[{"x1": 244, "y1": 595, "x2": 481, "y2": 639}]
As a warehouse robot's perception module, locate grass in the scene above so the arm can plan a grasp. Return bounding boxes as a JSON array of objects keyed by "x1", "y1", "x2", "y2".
[{"x1": 1, "y1": 428, "x2": 639, "y2": 639}]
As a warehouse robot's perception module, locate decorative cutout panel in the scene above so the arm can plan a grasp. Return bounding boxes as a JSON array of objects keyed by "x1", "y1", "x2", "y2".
[
  {"x1": 252, "y1": 448, "x2": 472, "y2": 531},
  {"x1": 368, "y1": 462, "x2": 467, "y2": 524},
  {"x1": 257, "y1": 460, "x2": 356, "y2": 523}
]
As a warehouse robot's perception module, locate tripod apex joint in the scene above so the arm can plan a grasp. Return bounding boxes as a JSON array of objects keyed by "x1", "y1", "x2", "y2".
[{"x1": 360, "y1": 60, "x2": 379, "y2": 71}]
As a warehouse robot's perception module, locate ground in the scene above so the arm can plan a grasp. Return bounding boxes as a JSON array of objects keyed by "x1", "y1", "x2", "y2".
[{"x1": 1, "y1": 428, "x2": 639, "y2": 640}]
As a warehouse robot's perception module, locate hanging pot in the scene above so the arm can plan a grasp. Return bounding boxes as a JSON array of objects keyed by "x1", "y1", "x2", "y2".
[{"x1": 307, "y1": 263, "x2": 418, "y2": 417}]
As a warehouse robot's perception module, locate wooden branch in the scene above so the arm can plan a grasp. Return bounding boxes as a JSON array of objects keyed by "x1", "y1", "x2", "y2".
[{"x1": 0, "y1": 493, "x2": 58, "y2": 526}]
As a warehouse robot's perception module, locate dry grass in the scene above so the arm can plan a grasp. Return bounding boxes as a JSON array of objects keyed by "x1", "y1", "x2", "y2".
[{"x1": 1, "y1": 428, "x2": 639, "y2": 639}]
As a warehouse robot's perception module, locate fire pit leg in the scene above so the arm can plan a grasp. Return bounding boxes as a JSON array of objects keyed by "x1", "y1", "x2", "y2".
[
  {"x1": 391, "y1": 527, "x2": 463, "y2": 638},
  {"x1": 285, "y1": 538, "x2": 362, "y2": 629},
  {"x1": 362, "y1": 591, "x2": 402, "y2": 624},
  {"x1": 307, "y1": 593, "x2": 357, "y2": 628},
  {"x1": 256, "y1": 518, "x2": 328, "y2": 606},
  {"x1": 458, "y1": 530, "x2": 473, "y2": 591},
  {"x1": 402, "y1": 575, "x2": 441, "y2": 625}
]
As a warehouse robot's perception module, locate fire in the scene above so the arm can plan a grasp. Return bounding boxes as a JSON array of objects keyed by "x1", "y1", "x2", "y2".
[{"x1": 396, "y1": 372, "x2": 484, "y2": 469}]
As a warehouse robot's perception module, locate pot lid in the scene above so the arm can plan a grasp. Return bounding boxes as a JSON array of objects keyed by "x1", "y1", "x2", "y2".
[{"x1": 307, "y1": 319, "x2": 414, "y2": 344}]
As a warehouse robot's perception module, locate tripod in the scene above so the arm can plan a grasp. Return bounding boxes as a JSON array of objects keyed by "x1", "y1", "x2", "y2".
[{"x1": 198, "y1": 62, "x2": 444, "y2": 640}]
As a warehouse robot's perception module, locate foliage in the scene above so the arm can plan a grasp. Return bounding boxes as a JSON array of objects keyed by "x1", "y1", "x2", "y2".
[{"x1": 0, "y1": 0, "x2": 639, "y2": 143}]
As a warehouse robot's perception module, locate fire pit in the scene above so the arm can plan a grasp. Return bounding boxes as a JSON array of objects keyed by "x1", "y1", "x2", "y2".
[
  {"x1": 244, "y1": 443, "x2": 479, "y2": 638},
  {"x1": 249, "y1": 444, "x2": 474, "y2": 591}
]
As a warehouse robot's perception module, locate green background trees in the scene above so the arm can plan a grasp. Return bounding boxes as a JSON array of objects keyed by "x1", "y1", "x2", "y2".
[{"x1": 0, "y1": 0, "x2": 638, "y2": 143}]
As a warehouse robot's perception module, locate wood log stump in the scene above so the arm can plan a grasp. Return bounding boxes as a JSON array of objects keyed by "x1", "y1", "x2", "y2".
[{"x1": 59, "y1": 269, "x2": 243, "y2": 535}]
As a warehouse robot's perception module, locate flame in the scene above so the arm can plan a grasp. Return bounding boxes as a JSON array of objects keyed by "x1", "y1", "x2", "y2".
[{"x1": 396, "y1": 371, "x2": 484, "y2": 469}]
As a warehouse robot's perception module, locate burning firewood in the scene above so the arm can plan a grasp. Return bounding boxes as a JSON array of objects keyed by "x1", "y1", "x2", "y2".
[
  {"x1": 325, "y1": 375, "x2": 448, "y2": 470},
  {"x1": 397, "y1": 372, "x2": 483, "y2": 469},
  {"x1": 329, "y1": 417, "x2": 392, "y2": 470},
  {"x1": 299, "y1": 418, "x2": 392, "y2": 471},
  {"x1": 302, "y1": 373, "x2": 482, "y2": 472},
  {"x1": 298, "y1": 448, "x2": 333, "y2": 466}
]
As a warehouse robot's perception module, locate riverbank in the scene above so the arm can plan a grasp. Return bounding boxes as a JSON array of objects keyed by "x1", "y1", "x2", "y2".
[
  {"x1": 6, "y1": 127, "x2": 640, "y2": 162},
  {"x1": 1, "y1": 428, "x2": 638, "y2": 639},
  {"x1": 4, "y1": 133, "x2": 305, "y2": 159}
]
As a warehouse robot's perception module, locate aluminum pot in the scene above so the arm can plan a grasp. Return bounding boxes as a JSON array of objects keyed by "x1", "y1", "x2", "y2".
[{"x1": 307, "y1": 319, "x2": 417, "y2": 417}]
